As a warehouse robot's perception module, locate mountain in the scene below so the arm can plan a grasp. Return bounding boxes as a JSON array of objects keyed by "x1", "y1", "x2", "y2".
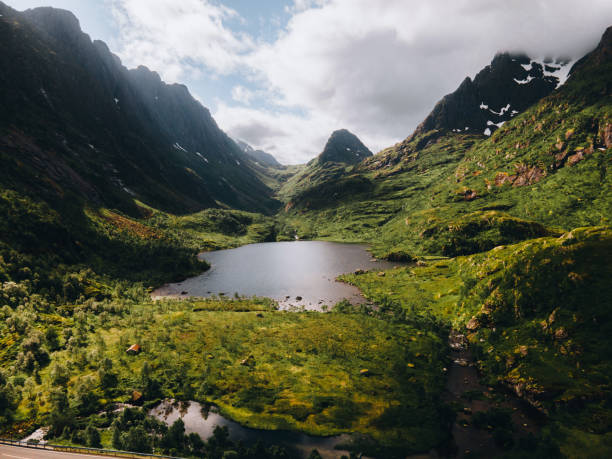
[
  {"x1": 0, "y1": 2, "x2": 278, "y2": 215},
  {"x1": 235, "y1": 139, "x2": 283, "y2": 168},
  {"x1": 318, "y1": 129, "x2": 373, "y2": 164},
  {"x1": 283, "y1": 25, "x2": 611, "y2": 248},
  {"x1": 276, "y1": 129, "x2": 373, "y2": 208},
  {"x1": 414, "y1": 52, "x2": 573, "y2": 137}
]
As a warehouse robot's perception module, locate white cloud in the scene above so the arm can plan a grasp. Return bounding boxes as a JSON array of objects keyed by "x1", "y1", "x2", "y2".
[
  {"x1": 110, "y1": 0, "x2": 612, "y2": 163},
  {"x1": 230, "y1": 85, "x2": 254, "y2": 105},
  {"x1": 110, "y1": 0, "x2": 253, "y2": 81},
  {"x1": 214, "y1": 103, "x2": 337, "y2": 164},
  {"x1": 240, "y1": 0, "x2": 612, "y2": 161}
]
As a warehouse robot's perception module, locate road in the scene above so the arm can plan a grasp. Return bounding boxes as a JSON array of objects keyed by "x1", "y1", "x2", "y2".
[{"x1": 0, "y1": 445, "x2": 113, "y2": 459}]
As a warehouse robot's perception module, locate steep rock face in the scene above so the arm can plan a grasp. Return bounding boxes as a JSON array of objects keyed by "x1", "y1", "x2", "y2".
[
  {"x1": 127, "y1": 66, "x2": 277, "y2": 212},
  {"x1": 234, "y1": 139, "x2": 283, "y2": 168},
  {"x1": 0, "y1": 2, "x2": 277, "y2": 214},
  {"x1": 414, "y1": 52, "x2": 572, "y2": 137},
  {"x1": 318, "y1": 129, "x2": 373, "y2": 164}
]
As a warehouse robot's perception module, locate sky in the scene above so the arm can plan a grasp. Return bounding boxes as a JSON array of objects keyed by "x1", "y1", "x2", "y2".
[{"x1": 7, "y1": 0, "x2": 612, "y2": 164}]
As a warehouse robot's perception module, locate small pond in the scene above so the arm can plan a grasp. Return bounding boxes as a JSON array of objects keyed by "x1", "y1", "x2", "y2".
[{"x1": 150, "y1": 400, "x2": 353, "y2": 459}]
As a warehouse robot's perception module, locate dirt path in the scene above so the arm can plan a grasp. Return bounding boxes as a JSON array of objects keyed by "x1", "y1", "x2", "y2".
[{"x1": 444, "y1": 330, "x2": 541, "y2": 458}]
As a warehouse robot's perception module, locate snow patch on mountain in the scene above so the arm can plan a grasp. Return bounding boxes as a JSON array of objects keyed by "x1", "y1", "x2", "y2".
[
  {"x1": 514, "y1": 75, "x2": 535, "y2": 85},
  {"x1": 173, "y1": 142, "x2": 187, "y2": 152}
]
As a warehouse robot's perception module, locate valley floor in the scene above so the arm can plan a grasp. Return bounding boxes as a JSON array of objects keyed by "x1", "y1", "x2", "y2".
[{"x1": 0, "y1": 177, "x2": 611, "y2": 459}]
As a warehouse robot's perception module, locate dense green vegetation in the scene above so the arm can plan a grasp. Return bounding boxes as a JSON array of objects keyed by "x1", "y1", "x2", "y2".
[{"x1": 341, "y1": 227, "x2": 612, "y2": 457}]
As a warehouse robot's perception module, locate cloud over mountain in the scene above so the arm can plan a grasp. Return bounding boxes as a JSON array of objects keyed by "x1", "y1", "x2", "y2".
[{"x1": 111, "y1": 0, "x2": 612, "y2": 163}]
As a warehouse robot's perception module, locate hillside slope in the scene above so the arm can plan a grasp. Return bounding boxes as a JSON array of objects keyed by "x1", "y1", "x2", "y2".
[{"x1": 0, "y1": 2, "x2": 278, "y2": 216}]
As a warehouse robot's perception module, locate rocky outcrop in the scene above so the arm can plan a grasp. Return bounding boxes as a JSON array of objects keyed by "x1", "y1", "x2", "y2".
[{"x1": 494, "y1": 165, "x2": 545, "y2": 187}]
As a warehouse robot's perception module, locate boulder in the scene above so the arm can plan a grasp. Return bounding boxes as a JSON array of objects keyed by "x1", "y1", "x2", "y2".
[
  {"x1": 466, "y1": 317, "x2": 479, "y2": 331},
  {"x1": 132, "y1": 390, "x2": 143, "y2": 403},
  {"x1": 554, "y1": 327, "x2": 568, "y2": 340},
  {"x1": 240, "y1": 355, "x2": 255, "y2": 366}
]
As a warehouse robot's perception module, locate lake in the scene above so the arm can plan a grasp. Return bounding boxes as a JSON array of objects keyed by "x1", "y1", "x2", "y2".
[{"x1": 152, "y1": 241, "x2": 399, "y2": 309}]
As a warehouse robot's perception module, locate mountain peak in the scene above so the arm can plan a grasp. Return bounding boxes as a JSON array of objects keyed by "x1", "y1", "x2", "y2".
[
  {"x1": 235, "y1": 139, "x2": 282, "y2": 168},
  {"x1": 413, "y1": 51, "x2": 571, "y2": 137},
  {"x1": 22, "y1": 6, "x2": 85, "y2": 42},
  {"x1": 318, "y1": 129, "x2": 372, "y2": 165}
]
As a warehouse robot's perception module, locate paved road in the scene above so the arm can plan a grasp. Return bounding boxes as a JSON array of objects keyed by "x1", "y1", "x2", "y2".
[{"x1": 0, "y1": 445, "x2": 112, "y2": 459}]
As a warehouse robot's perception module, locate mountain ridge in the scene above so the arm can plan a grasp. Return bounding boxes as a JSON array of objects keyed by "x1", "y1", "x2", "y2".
[
  {"x1": 234, "y1": 139, "x2": 283, "y2": 168},
  {"x1": 0, "y1": 2, "x2": 278, "y2": 215}
]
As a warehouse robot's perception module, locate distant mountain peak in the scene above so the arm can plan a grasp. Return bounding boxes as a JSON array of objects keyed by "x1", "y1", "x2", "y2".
[
  {"x1": 234, "y1": 139, "x2": 282, "y2": 168},
  {"x1": 318, "y1": 129, "x2": 372, "y2": 165},
  {"x1": 414, "y1": 51, "x2": 573, "y2": 137}
]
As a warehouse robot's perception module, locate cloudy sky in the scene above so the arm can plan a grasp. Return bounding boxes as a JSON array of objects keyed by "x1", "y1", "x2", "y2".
[{"x1": 9, "y1": 0, "x2": 612, "y2": 163}]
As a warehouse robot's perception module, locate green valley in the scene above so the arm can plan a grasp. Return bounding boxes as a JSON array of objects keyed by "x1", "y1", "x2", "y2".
[{"x1": 0, "y1": 2, "x2": 611, "y2": 458}]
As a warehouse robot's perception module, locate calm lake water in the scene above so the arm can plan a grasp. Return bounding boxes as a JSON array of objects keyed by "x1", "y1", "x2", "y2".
[
  {"x1": 153, "y1": 241, "x2": 399, "y2": 309},
  {"x1": 150, "y1": 400, "x2": 352, "y2": 459}
]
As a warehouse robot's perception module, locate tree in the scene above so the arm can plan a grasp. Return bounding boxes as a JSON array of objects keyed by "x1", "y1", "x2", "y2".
[
  {"x1": 121, "y1": 426, "x2": 152, "y2": 454},
  {"x1": 0, "y1": 371, "x2": 17, "y2": 423},
  {"x1": 72, "y1": 376, "x2": 100, "y2": 415},
  {"x1": 49, "y1": 361, "x2": 69, "y2": 386},
  {"x1": 140, "y1": 361, "x2": 161, "y2": 400},
  {"x1": 111, "y1": 424, "x2": 122, "y2": 450},
  {"x1": 71, "y1": 429, "x2": 87, "y2": 445},
  {"x1": 161, "y1": 418, "x2": 186, "y2": 452},
  {"x1": 15, "y1": 329, "x2": 50, "y2": 373},
  {"x1": 85, "y1": 423, "x2": 102, "y2": 448},
  {"x1": 187, "y1": 432, "x2": 204, "y2": 455},
  {"x1": 47, "y1": 388, "x2": 74, "y2": 437},
  {"x1": 45, "y1": 326, "x2": 60, "y2": 351}
]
